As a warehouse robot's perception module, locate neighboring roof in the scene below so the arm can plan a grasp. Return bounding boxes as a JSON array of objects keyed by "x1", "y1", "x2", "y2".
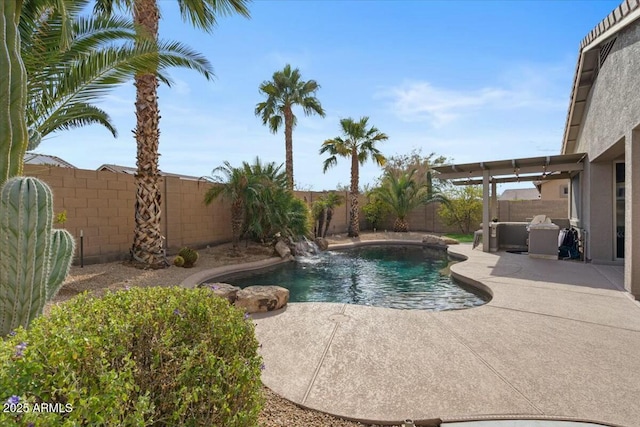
[
  {"x1": 562, "y1": 0, "x2": 640, "y2": 154},
  {"x1": 97, "y1": 164, "x2": 201, "y2": 181},
  {"x1": 432, "y1": 153, "x2": 586, "y2": 185},
  {"x1": 24, "y1": 152, "x2": 76, "y2": 168},
  {"x1": 498, "y1": 188, "x2": 540, "y2": 201}
]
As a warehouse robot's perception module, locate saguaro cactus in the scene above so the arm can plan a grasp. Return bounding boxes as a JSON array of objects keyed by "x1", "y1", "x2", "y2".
[
  {"x1": 0, "y1": 0, "x2": 29, "y2": 185},
  {"x1": 0, "y1": 177, "x2": 76, "y2": 336}
]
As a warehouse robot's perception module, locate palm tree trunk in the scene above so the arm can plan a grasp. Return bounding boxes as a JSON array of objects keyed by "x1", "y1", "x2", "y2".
[
  {"x1": 231, "y1": 199, "x2": 243, "y2": 251},
  {"x1": 323, "y1": 207, "x2": 333, "y2": 238},
  {"x1": 348, "y1": 148, "x2": 360, "y2": 237},
  {"x1": 317, "y1": 208, "x2": 325, "y2": 239},
  {"x1": 393, "y1": 217, "x2": 409, "y2": 232},
  {"x1": 130, "y1": 0, "x2": 166, "y2": 267},
  {"x1": 284, "y1": 104, "x2": 294, "y2": 190}
]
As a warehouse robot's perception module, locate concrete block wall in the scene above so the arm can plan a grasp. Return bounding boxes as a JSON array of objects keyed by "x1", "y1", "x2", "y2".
[
  {"x1": 24, "y1": 165, "x2": 232, "y2": 264},
  {"x1": 497, "y1": 200, "x2": 568, "y2": 222},
  {"x1": 22, "y1": 165, "x2": 568, "y2": 264},
  {"x1": 25, "y1": 164, "x2": 137, "y2": 264}
]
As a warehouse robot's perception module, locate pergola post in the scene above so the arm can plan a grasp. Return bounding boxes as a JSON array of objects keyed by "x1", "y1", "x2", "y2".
[
  {"x1": 482, "y1": 169, "x2": 490, "y2": 252},
  {"x1": 491, "y1": 179, "x2": 497, "y2": 221}
]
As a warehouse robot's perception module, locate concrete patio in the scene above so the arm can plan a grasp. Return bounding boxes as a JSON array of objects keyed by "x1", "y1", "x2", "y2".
[{"x1": 253, "y1": 243, "x2": 640, "y2": 427}]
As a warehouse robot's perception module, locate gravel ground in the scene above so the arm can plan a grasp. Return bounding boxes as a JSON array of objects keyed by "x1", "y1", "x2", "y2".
[{"x1": 47, "y1": 233, "x2": 430, "y2": 427}]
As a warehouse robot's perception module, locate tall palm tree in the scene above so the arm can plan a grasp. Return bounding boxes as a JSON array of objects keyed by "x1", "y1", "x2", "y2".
[
  {"x1": 320, "y1": 117, "x2": 388, "y2": 237},
  {"x1": 255, "y1": 64, "x2": 325, "y2": 190},
  {"x1": 21, "y1": 0, "x2": 213, "y2": 150},
  {"x1": 94, "y1": 0, "x2": 251, "y2": 267}
]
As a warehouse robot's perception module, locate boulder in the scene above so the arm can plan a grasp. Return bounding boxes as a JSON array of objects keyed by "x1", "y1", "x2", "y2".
[
  {"x1": 235, "y1": 285, "x2": 289, "y2": 313},
  {"x1": 442, "y1": 236, "x2": 459, "y2": 245},
  {"x1": 199, "y1": 282, "x2": 240, "y2": 303},
  {"x1": 422, "y1": 234, "x2": 447, "y2": 246},
  {"x1": 275, "y1": 240, "x2": 293, "y2": 260},
  {"x1": 314, "y1": 237, "x2": 329, "y2": 251}
]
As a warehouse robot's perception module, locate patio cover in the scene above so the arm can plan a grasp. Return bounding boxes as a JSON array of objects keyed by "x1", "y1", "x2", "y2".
[{"x1": 432, "y1": 153, "x2": 586, "y2": 252}]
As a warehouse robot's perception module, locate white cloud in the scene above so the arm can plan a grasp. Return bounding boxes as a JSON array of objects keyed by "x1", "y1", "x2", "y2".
[{"x1": 377, "y1": 62, "x2": 570, "y2": 127}]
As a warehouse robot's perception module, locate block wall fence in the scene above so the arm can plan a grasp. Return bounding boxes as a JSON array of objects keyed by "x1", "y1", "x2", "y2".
[{"x1": 24, "y1": 165, "x2": 567, "y2": 264}]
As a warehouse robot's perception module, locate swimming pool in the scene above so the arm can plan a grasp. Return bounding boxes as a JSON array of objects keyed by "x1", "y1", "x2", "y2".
[{"x1": 217, "y1": 245, "x2": 489, "y2": 311}]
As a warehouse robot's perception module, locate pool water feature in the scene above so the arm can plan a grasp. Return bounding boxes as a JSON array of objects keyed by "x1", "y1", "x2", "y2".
[{"x1": 220, "y1": 246, "x2": 489, "y2": 311}]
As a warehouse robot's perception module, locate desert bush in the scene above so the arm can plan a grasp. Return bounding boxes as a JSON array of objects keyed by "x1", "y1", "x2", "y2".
[{"x1": 0, "y1": 287, "x2": 263, "y2": 426}]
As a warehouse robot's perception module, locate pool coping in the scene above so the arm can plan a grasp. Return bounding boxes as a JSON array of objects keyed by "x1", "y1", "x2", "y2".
[{"x1": 178, "y1": 239, "x2": 640, "y2": 427}]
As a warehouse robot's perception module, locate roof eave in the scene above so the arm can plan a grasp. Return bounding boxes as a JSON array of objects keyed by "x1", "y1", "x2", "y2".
[{"x1": 561, "y1": 0, "x2": 640, "y2": 154}]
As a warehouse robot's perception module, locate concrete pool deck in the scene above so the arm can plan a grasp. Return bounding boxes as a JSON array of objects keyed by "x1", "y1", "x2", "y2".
[{"x1": 252, "y1": 242, "x2": 640, "y2": 426}]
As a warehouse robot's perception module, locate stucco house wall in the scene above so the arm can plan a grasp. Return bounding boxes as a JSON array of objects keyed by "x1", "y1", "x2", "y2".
[
  {"x1": 538, "y1": 179, "x2": 568, "y2": 201},
  {"x1": 567, "y1": 7, "x2": 640, "y2": 296}
]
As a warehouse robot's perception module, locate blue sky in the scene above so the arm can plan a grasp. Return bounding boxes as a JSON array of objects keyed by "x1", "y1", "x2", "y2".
[{"x1": 39, "y1": 0, "x2": 620, "y2": 192}]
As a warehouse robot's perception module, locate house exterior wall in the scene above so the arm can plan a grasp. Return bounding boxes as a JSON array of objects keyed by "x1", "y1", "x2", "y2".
[
  {"x1": 539, "y1": 179, "x2": 569, "y2": 201},
  {"x1": 574, "y1": 23, "x2": 640, "y2": 157},
  {"x1": 571, "y1": 20, "x2": 640, "y2": 296}
]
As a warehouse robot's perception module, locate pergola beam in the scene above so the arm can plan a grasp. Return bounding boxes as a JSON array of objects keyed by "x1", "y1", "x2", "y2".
[
  {"x1": 450, "y1": 172, "x2": 573, "y2": 186},
  {"x1": 437, "y1": 163, "x2": 583, "y2": 180}
]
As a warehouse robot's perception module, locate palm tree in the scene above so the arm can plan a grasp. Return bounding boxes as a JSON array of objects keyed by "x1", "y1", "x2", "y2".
[
  {"x1": 320, "y1": 117, "x2": 388, "y2": 237},
  {"x1": 94, "y1": 0, "x2": 250, "y2": 267},
  {"x1": 21, "y1": 0, "x2": 213, "y2": 150},
  {"x1": 204, "y1": 158, "x2": 309, "y2": 250},
  {"x1": 255, "y1": 64, "x2": 326, "y2": 190},
  {"x1": 311, "y1": 192, "x2": 343, "y2": 238},
  {"x1": 203, "y1": 161, "x2": 255, "y2": 252},
  {"x1": 373, "y1": 169, "x2": 429, "y2": 232}
]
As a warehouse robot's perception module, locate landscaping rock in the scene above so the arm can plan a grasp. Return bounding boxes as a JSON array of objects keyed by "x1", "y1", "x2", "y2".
[
  {"x1": 199, "y1": 282, "x2": 241, "y2": 303},
  {"x1": 442, "y1": 236, "x2": 459, "y2": 245},
  {"x1": 422, "y1": 234, "x2": 448, "y2": 246},
  {"x1": 275, "y1": 240, "x2": 293, "y2": 260},
  {"x1": 314, "y1": 237, "x2": 329, "y2": 251},
  {"x1": 235, "y1": 285, "x2": 289, "y2": 313}
]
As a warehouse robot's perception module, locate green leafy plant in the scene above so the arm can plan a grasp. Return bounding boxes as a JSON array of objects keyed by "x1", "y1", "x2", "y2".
[
  {"x1": 173, "y1": 255, "x2": 185, "y2": 267},
  {"x1": 0, "y1": 287, "x2": 263, "y2": 426},
  {"x1": 177, "y1": 247, "x2": 199, "y2": 268},
  {"x1": 55, "y1": 210, "x2": 67, "y2": 225},
  {"x1": 0, "y1": 177, "x2": 75, "y2": 337},
  {"x1": 204, "y1": 157, "x2": 311, "y2": 248},
  {"x1": 438, "y1": 185, "x2": 483, "y2": 234},
  {"x1": 362, "y1": 191, "x2": 389, "y2": 231}
]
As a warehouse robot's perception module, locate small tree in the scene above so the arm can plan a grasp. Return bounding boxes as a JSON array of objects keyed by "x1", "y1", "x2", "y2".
[
  {"x1": 437, "y1": 185, "x2": 482, "y2": 234},
  {"x1": 361, "y1": 191, "x2": 388, "y2": 231}
]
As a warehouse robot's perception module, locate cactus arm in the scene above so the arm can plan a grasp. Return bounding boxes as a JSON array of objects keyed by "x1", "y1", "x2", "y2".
[
  {"x1": 0, "y1": 176, "x2": 74, "y2": 338},
  {"x1": 47, "y1": 229, "x2": 76, "y2": 300},
  {"x1": 0, "y1": 177, "x2": 58, "y2": 336},
  {"x1": 0, "y1": 0, "x2": 28, "y2": 185}
]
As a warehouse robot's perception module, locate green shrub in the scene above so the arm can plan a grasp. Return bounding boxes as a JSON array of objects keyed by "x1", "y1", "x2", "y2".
[
  {"x1": 0, "y1": 287, "x2": 263, "y2": 426},
  {"x1": 173, "y1": 255, "x2": 185, "y2": 267},
  {"x1": 177, "y1": 247, "x2": 199, "y2": 268}
]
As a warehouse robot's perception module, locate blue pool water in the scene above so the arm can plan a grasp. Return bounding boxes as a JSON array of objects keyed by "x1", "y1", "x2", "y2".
[{"x1": 220, "y1": 246, "x2": 489, "y2": 311}]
